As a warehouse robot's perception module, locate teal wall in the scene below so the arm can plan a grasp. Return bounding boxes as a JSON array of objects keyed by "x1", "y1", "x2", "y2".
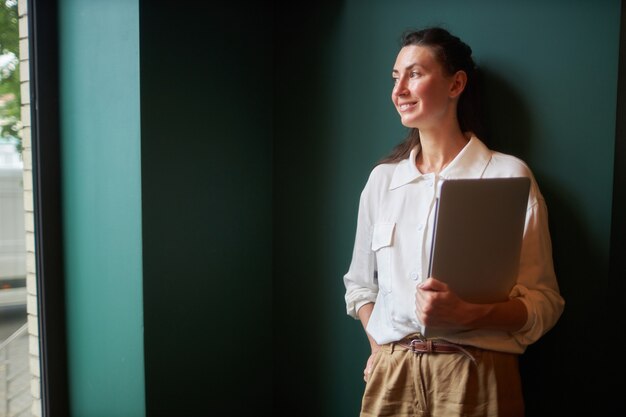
[
  {"x1": 275, "y1": 0, "x2": 622, "y2": 416},
  {"x1": 58, "y1": 0, "x2": 145, "y2": 416}
]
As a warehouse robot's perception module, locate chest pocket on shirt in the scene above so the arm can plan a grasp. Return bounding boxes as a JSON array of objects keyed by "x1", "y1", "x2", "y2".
[{"x1": 372, "y1": 222, "x2": 395, "y2": 294}]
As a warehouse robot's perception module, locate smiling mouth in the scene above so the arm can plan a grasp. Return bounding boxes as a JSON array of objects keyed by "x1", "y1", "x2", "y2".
[{"x1": 398, "y1": 102, "x2": 417, "y2": 111}]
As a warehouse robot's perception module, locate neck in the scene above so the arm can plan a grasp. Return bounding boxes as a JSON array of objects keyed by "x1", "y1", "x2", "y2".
[{"x1": 416, "y1": 125, "x2": 469, "y2": 174}]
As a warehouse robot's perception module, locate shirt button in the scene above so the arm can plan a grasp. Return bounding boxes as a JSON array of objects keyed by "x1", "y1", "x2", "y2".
[
  {"x1": 417, "y1": 224, "x2": 424, "y2": 231},
  {"x1": 410, "y1": 270, "x2": 420, "y2": 281}
]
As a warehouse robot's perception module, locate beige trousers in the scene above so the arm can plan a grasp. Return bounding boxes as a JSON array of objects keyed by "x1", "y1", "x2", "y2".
[{"x1": 360, "y1": 343, "x2": 524, "y2": 417}]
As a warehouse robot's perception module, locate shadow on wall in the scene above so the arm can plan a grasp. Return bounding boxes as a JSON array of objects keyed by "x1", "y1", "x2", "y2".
[
  {"x1": 520, "y1": 179, "x2": 610, "y2": 416},
  {"x1": 481, "y1": 65, "x2": 615, "y2": 416},
  {"x1": 480, "y1": 66, "x2": 532, "y2": 157}
]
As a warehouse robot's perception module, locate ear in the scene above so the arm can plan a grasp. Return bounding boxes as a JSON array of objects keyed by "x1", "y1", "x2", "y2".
[{"x1": 449, "y1": 70, "x2": 467, "y2": 99}]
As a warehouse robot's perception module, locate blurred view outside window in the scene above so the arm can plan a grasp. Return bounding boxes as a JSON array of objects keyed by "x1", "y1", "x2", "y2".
[{"x1": 1, "y1": 0, "x2": 41, "y2": 416}]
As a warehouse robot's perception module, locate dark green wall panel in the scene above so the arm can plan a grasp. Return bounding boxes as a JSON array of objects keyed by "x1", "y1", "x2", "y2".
[
  {"x1": 59, "y1": 0, "x2": 145, "y2": 416},
  {"x1": 275, "y1": 0, "x2": 622, "y2": 416},
  {"x1": 140, "y1": 2, "x2": 273, "y2": 415},
  {"x1": 609, "y1": 0, "x2": 626, "y2": 392}
]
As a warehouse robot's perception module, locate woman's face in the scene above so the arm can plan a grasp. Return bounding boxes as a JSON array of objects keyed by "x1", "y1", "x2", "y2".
[{"x1": 391, "y1": 45, "x2": 459, "y2": 130}]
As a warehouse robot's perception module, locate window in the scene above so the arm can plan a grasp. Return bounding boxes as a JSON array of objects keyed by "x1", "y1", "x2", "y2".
[{"x1": 0, "y1": 1, "x2": 42, "y2": 416}]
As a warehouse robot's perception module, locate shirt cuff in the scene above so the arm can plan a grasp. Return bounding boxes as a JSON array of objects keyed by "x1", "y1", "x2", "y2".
[
  {"x1": 346, "y1": 295, "x2": 377, "y2": 319},
  {"x1": 509, "y1": 285, "x2": 536, "y2": 339}
]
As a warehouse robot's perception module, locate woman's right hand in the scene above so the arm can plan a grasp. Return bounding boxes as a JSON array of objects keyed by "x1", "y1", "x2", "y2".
[
  {"x1": 363, "y1": 348, "x2": 380, "y2": 382},
  {"x1": 357, "y1": 303, "x2": 381, "y2": 382}
]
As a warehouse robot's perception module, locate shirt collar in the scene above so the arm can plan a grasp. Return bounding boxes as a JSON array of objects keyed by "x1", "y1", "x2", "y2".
[
  {"x1": 389, "y1": 146, "x2": 423, "y2": 190},
  {"x1": 389, "y1": 134, "x2": 492, "y2": 190}
]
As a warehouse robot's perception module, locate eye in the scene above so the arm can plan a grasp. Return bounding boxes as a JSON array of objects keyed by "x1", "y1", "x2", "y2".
[
  {"x1": 410, "y1": 71, "x2": 421, "y2": 78},
  {"x1": 392, "y1": 77, "x2": 399, "y2": 85}
]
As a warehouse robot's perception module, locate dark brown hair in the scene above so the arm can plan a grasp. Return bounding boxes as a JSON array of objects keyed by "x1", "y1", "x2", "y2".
[{"x1": 379, "y1": 27, "x2": 485, "y2": 164}]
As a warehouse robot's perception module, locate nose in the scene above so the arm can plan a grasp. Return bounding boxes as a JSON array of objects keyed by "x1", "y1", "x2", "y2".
[{"x1": 393, "y1": 76, "x2": 409, "y2": 97}]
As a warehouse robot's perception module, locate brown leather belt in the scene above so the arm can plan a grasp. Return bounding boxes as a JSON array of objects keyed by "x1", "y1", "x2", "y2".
[{"x1": 394, "y1": 336, "x2": 477, "y2": 366}]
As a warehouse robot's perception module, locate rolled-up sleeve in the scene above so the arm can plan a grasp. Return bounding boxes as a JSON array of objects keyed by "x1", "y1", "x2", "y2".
[
  {"x1": 344, "y1": 176, "x2": 379, "y2": 319},
  {"x1": 509, "y1": 192, "x2": 565, "y2": 346}
]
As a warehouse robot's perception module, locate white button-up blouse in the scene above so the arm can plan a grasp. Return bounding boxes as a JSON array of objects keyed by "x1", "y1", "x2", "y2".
[{"x1": 343, "y1": 135, "x2": 565, "y2": 353}]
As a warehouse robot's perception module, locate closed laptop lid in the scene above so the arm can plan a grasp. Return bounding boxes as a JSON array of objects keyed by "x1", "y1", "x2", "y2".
[{"x1": 427, "y1": 177, "x2": 531, "y2": 304}]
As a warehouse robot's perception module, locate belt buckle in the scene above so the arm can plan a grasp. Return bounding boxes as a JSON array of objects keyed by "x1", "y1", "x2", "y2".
[{"x1": 408, "y1": 333, "x2": 426, "y2": 352}]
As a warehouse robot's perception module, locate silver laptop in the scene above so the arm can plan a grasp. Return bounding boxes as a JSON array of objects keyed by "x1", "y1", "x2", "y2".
[{"x1": 427, "y1": 177, "x2": 530, "y2": 304}]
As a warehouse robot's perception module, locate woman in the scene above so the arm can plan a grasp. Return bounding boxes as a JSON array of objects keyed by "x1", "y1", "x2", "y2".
[{"x1": 343, "y1": 27, "x2": 564, "y2": 417}]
